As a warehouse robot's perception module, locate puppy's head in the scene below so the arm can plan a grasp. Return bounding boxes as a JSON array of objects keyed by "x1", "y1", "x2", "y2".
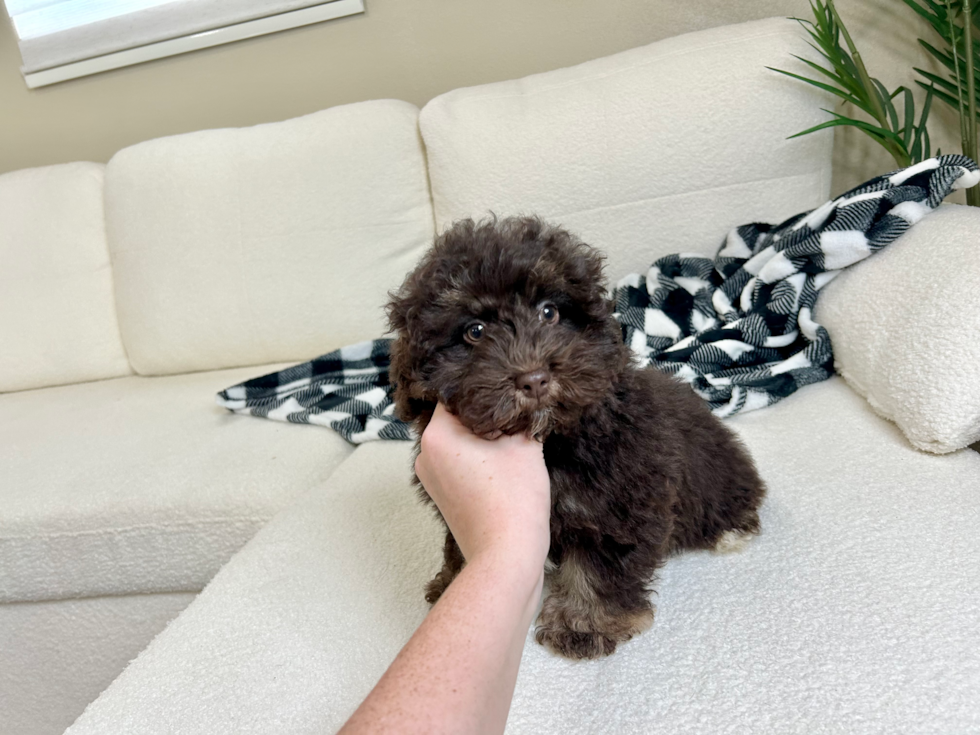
[{"x1": 386, "y1": 216, "x2": 629, "y2": 437}]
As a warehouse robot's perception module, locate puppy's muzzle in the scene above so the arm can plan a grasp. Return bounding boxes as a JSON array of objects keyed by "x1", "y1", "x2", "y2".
[{"x1": 515, "y1": 369, "x2": 551, "y2": 402}]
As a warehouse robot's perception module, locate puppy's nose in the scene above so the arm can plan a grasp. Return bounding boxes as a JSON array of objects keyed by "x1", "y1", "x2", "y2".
[{"x1": 515, "y1": 369, "x2": 551, "y2": 401}]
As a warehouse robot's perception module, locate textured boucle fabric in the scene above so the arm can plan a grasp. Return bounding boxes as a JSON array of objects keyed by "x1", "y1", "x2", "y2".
[
  {"x1": 0, "y1": 365, "x2": 353, "y2": 603},
  {"x1": 816, "y1": 203, "x2": 980, "y2": 453},
  {"x1": 68, "y1": 379, "x2": 980, "y2": 735},
  {"x1": 0, "y1": 593, "x2": 195, "y2": 735},
  {"x1": 0, "y1": 162, "x2": 132, "y2": 393},
  {"x1": 104, "y1": 100, "x2": 434, "y2": 376},
  {"x1": 419, "y1": 17, "x2": 834, "y2": 281}
]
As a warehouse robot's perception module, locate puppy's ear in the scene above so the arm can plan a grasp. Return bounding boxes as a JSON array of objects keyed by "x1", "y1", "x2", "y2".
[
  {"x1": 385, "y1": 274, "x2": 438, "y2": 424},
  {"x1": 534, "y1": 224, "x2": 612, "y2": 323}
]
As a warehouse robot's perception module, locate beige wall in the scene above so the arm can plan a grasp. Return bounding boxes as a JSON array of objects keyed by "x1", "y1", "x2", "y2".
[{"x1": 0, "y1": 0, "x2": 963, "y2": 197}]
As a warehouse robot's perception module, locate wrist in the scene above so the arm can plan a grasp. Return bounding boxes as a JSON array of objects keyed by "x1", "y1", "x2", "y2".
[{"x1": 466, "y1": 548, "x2": 546, "y2": 606}]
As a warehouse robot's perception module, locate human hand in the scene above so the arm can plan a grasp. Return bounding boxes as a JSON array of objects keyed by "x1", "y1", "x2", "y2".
[
  {"x1": 342, "y1": 405, "x2": 551, "y2": 735},
  {"x1": 415, "y1": 403, "x2": 551, "y2": 571}
]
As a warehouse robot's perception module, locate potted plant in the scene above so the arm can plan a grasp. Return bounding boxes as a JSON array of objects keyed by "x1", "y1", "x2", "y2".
[{"x1": 772, "y1": 0, "x2": 980, "y2": 205}]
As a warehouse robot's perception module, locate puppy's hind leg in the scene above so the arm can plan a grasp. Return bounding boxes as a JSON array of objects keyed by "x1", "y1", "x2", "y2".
[
  {"x1": 706, "y1": 481, "x2": 763, "y2": 555},
  {"x1": 676, "y1": 434, "x2": 765, "y2": 554},
  {"x1": 712, "y1": 528, "x2": 756, "y2": 554},
  {"x1": 424, "y1": 528, "x2": 465, "y2": 604}
]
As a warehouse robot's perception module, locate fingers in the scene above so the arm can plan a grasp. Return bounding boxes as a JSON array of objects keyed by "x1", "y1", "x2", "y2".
[{"x1": 420, "y1": 403, "x2": 545, "y2": 473}]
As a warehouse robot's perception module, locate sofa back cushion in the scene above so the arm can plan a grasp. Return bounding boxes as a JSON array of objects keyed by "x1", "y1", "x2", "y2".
[
  {"x1": 419, "y1": 17, "x2": 834, "y2": 283},
  {"x1": 0, "y1": 163, "x2": 132, "y2": 393},
  {"x1": 105, "y1": 100, "x2": 435, "y2": 376}
]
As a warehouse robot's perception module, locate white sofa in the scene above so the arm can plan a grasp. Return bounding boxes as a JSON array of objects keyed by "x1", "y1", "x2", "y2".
[{"x1": 2, "y1": 18, "x2": 978, "y2": 735}]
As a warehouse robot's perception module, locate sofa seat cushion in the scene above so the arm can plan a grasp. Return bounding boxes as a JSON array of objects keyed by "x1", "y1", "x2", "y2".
[
  {"x1": 105, "y1": 99, "x2": 435, "y2": 376},
  {"x1": 420, "y1": 17, "x2": 834, "y2": 280},
  {"x1": 67, "y1": 378, "x2": 980, "y2": 734},
  {"x1": 0, "y1": 162, "x2": 132, "y2": 393},
  {"x1": 0, "y1": 365, "x2": 353, "y2": 603}
]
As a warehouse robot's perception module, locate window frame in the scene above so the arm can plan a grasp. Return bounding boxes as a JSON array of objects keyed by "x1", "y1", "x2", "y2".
[{"x1": 11, "y1": 0, "x2": 364, "y2": 88}]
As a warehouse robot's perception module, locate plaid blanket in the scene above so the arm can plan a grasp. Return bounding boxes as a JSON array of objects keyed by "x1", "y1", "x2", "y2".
[
  {"x1": 217, "y1": 155, "x2": 979, "y2": 443},
  {"x1": 217, "y1": 339, "x2": 411, "y2": 443}
]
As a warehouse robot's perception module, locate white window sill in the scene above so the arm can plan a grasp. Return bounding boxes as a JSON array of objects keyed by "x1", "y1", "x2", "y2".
[{"x1": 23, "y1": 0, "x2": 364, "y2": 89}]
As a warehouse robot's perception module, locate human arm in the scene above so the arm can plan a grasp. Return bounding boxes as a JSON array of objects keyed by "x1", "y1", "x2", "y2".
[{"x1": 339, "y1": 403, "x2": 551, "y2": 735}]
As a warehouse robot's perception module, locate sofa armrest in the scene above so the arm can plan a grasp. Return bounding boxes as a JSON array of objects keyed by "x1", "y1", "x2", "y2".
[{"x1": 814, "y1": 203, "x2": 980, "y2": 454}]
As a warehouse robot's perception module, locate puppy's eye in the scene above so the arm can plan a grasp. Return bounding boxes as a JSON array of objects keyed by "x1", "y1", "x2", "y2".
[
  {"x1": 539, "y1": 302, "x2": 560, "y2": 325},
  {"x1": 464, "y1": 322, "x2": 486, "y2": 344}
]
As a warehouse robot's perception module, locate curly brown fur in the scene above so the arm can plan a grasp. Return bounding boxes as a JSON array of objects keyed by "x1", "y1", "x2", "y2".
[{"x1": 387, "y1": 216, "x2": 766, "y2": 660}]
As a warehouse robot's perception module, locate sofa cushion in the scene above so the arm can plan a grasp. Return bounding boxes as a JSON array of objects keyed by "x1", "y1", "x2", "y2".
[
  {"x1": 1, "y1": 592, "x2": 196, "y2": 735},
  {"x1": 66, "y1": 379, "x2": 980, "y2": 734},
  {"x1": 0, "y1": 365, "x2": 353, "y2": 603},
  {"x1": 816, "y1": 203, "x2": 980, "y2": 453},
  {"x1": 419, "y1": 17, "x2": 834, "y2": 281},
  {"x1": 105, "y1": 100, "x2": 435, "y2": 376},
  {"x1": 0, "y1": 162, "x2": 132, "y2": 393}
]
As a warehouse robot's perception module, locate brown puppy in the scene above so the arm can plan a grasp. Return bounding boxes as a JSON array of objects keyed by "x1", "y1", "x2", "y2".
[{"x1": 386, "y1": 216, "x2": 765, "y2": 659}]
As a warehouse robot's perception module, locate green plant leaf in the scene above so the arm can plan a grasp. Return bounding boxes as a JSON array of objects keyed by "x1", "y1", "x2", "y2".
[
  {"x1": 872, "y1": 78, "x2": 900, "y2": 131},
  {"x1": 791, "y1": 53, "x2": 852, "y2": 84},
  {"x1": 911, "y1": 84, "x2": 933, "y2": 162},
  {"x1": 919, "y1": 39, "x2": 959, "y2": 75},
  {"x1": 902, "y1": 87, "x2": 915, "y2": 147},
  {"x1": 793, "y1": 11, "x2": 865, "y2": 97},
  {"x1": 767, "y1": 67, "x2": 864, "y2": 107},
  {"x1": 821, "y1": 108, "x2": 908, "y2": 144},
  {"x1": 798, "y1": 48, "x2": 866, "y2": 99},
  {"x1": 916, "y1": 79, "x2": 965, "y2": 109},
  {"x1": 786, "y1": 117, "x2": 889, "y2": 141},
  {"x1": 920, "y1": 82, "x2": 937, "y2": 127},
  {"x1": 900, "y1": 0, "x2": 952, "y2": 37},
  {"x1": 901, "y1": 0, "x2": 941, "y2": 25},
  {"x1": 772, "y1": 0, "x2": 913, "y2": 167},
  {"x1": 918, "y1": 31, "x2": 980, "y2": 74},
  {"x1": 903, "y1": 0, "x2": 980, "y2": 177},
  {"x1": 914, "y1": 67, "x2": 965, "y2": 96},
  {"x1": 914, "y1": 72, "x2": 980, "y2": 111}
]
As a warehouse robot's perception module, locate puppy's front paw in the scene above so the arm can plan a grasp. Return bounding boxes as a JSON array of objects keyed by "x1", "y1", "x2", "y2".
[
  {"x1": 534, "y1": 594, "x2": 653, "y2": 660},
  {"x1": 423, "y1": 568, "x2": 456, "y2": 604},
  {"x1": 535, "y1": 622, "x2": 618, "y2": 659}
]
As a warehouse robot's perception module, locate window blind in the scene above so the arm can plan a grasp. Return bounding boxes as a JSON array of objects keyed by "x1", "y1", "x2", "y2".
[{"x1": 4, "y1": 0, "x2": 363, "y2": 85}]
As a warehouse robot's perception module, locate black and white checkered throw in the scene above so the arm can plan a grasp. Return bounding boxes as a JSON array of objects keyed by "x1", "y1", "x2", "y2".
[
  {"x1": 217, "y1": 155, "x2": 979, "y2": 443},
  {"x1": 217, "y1": 339, "x2": 411, "y2": 443}
]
